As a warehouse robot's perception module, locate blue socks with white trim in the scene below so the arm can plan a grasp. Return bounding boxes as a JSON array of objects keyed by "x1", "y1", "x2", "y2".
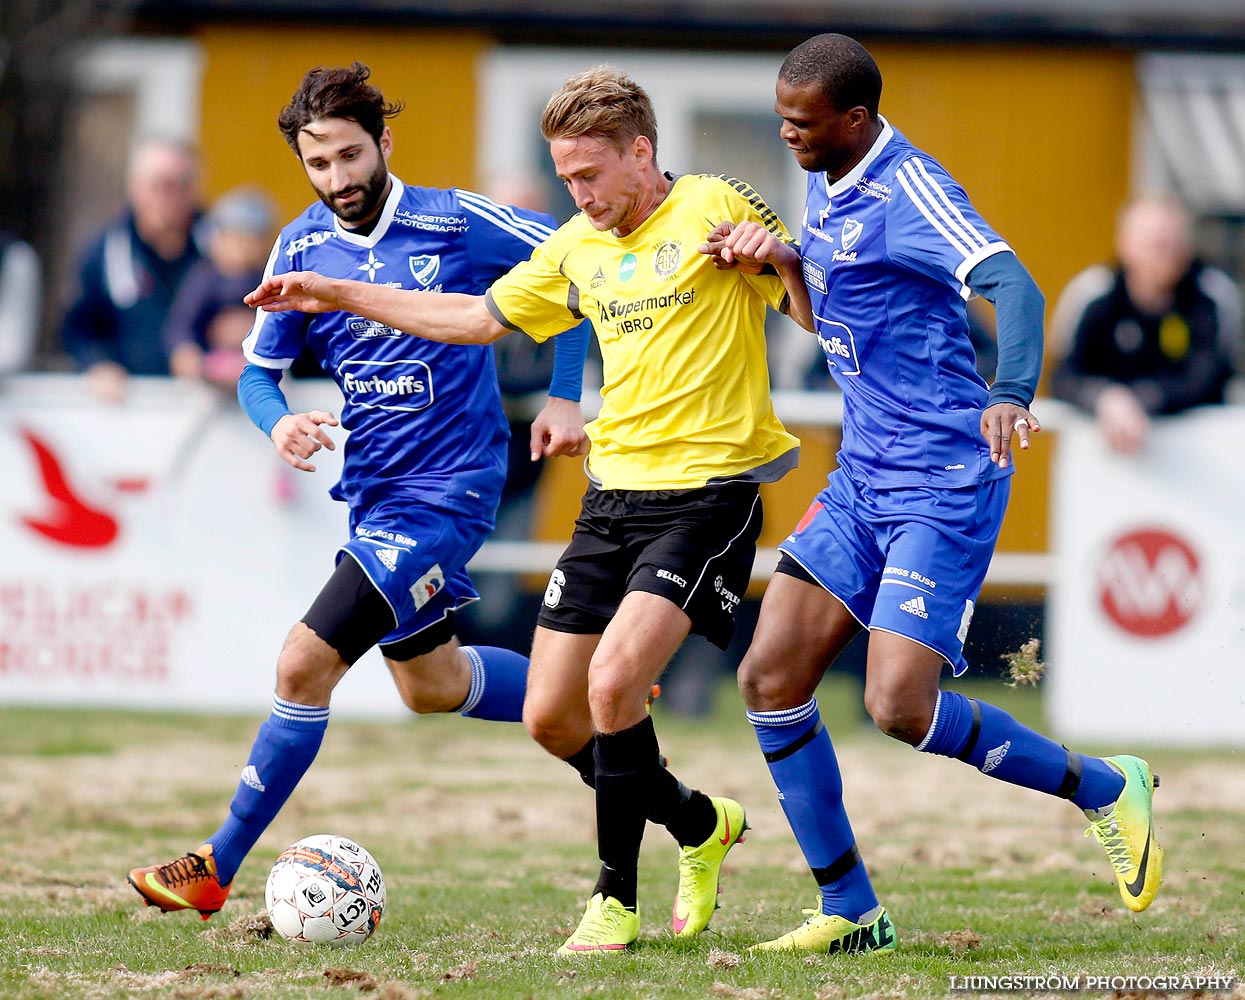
[
  {"x1": 206, "y1": 646, "x2": 525, "y2": 886},
  {"x1": 916, "y1": 689, "x2": 1125, "y2": 810},
  {"x1": 456, "y1": 645, "x2": 528, "y2": 722},
  {"x1": 208, "y1": 695, "x2": 328, "y2": 885},
  {"x1": 748, "y1": 699, "x2": 879, "y2": 921}
]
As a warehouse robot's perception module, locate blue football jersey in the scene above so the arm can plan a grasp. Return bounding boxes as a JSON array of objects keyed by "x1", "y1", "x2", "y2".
[
  {"x1": 799, "y1": 119, "x2": 1014, "y2": 488},
  {"x1": 244, "y1": 178, "x2": 559, "y2": 515}
]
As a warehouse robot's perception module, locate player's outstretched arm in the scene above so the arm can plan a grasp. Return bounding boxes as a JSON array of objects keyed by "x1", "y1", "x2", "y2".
[
  {"x1": 699, "y1": 221, "x2": 813, "y2": 331},
  {"x1": 246, "y1": 272, "x2": 509, "y2": 345}
]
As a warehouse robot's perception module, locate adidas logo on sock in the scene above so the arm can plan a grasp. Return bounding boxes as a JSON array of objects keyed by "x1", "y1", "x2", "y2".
[
  {"x1": 376, "y1": 547, "x2": 399, "y2": 571},
  {"x1": 982, "y1": 740, "x2": 1012, "y2": 773},
  {"x1": 240, "y1": 765, "x2": 266, "y2": 792},
  {"x1": 899, "y1": 595, "x2": 929, "y2": 619}
]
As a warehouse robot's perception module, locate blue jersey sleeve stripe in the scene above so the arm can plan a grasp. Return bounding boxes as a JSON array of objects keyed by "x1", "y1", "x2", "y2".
[
  {"x1": 476, "y1": 196, "x2": 557, "y2": 239},
  {"x1": 900, "y1": 160, "x2": 986, "y2": 252},
  {"x1": 907, "y1": 158, "x2": 992, "y2": 250},
  {"x1": 897, "y1": 166, "x2": 974, "y2": 258},
  {"x1": 896, "y1": 160, "x2": 985, "y2": 259},
  {"x1": 456, "y1": 190, "x2": 556, "y2": 248},
  {"x1": 242, "y1": 309, "x2": 296, "y2": 369},
  {"x1": 262, "y1": 235, "x2": 281, "y2": 276}
]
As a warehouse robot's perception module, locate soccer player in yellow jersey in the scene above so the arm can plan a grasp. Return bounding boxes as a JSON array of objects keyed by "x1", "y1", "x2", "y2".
[{"x1": 249, "y1": 65, "x2": 809, "y2": 954}]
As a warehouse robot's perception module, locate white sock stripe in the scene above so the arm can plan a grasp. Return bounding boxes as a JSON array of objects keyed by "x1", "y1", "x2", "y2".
[
  {"x1": 458, "y1": 646, "x2": 486, "y2": 714},
  {"x1": 270, "y1": 709, "x2": 330, "y2": 724},
  {"x1": 271, "y1": 695, "x2": 330, "y2": 723},
  {"x1": 746, "y1": 697, "x2": 819, "y2": 728},
  {"x1": 272, "y1": 695, "x2": 328, "y2": 714},
  {"x1": 914, "y1": 690, "x2": 943, "y2": 752}
]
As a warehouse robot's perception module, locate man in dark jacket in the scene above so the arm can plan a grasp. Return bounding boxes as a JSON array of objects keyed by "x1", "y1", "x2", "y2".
[
  {"x1": 1051, "y1": 195, "x2": 1242, "y2": 454},
  {"x1": 58, "y1": 137, "x2": 203, "y2": 401}
]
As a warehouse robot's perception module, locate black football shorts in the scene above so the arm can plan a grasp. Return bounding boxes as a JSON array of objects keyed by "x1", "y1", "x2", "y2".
[{"x1": 536, "y1": 481, "x2": 762, "y2": 649}]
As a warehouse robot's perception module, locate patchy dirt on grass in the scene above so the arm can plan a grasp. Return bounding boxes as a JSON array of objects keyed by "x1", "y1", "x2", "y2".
[
  {"x1": 323, "y1": 968, "x2": 430, "y2": 998},
  {"x1": 4, "y1": 700, "x2": 1243, "y2": 1000},
  {"x1": 202, "y1": 912, "x2": 273, "y2": 945}
]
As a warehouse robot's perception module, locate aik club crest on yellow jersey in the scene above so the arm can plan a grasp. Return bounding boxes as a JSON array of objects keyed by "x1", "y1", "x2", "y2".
[{"x1": 652, "y1": 240, "x2": 682, "y2": 278}]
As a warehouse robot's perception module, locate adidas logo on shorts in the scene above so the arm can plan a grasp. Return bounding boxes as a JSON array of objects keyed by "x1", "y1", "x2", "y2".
[
  {"x1": 899, "y1": 594, "x2": 929, "y2": 619},
  {"x1": 376, "y1": 547, "x2": 399, "y2": 571}
]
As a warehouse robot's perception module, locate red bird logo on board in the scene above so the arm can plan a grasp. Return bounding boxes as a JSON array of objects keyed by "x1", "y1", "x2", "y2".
[{"x1": 17, "y1": 427, "x2": 120, "y2": 548}]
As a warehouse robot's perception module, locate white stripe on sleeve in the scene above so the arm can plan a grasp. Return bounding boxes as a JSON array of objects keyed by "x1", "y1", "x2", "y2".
[{"x1": 456, "y1": 189, "x2": 555, "y2": 248}]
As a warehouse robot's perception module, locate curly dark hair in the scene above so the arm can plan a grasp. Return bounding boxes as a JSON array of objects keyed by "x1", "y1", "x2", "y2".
[{"x1": 277, "y1": 62, "x2": 404, "y2": 153}]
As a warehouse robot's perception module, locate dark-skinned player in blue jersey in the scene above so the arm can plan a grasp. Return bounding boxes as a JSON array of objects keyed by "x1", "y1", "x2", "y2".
[{"x1": 707, "y1": 33, "x2": 1162, "y2": 953}]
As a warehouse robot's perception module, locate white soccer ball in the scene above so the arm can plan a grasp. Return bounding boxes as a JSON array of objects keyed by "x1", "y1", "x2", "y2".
[{"x1": 264, "y1": 834, "x2": 386, "y2": 947}]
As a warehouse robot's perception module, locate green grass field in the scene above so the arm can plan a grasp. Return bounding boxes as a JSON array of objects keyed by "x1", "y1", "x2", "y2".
[{"x1": 1, "y1": 677, "x2": 1241, "y2": 999}]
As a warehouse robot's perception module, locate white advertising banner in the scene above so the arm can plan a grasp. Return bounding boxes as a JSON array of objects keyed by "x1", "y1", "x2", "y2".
[
  {"x1": 1047, "y1": 406, "x2": 1245, "y2": 747},
  {"x1": 0, "y1": 375, "x2": 411, "y2": 718}
]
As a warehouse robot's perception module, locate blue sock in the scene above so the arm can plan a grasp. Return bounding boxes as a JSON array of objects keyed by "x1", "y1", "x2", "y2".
[
  {"x1": 748, "y1": 699, "x2": 879, "y2": 921},
  {"x1": 456, "y1": 646, "x2": 528, "y2": 722},
  {"x1": 207, "y1": 696, "x2": 328, "y2": 885},
  {"x1": 917, "y1": 690, "x2": 1125, "y2": 810}
]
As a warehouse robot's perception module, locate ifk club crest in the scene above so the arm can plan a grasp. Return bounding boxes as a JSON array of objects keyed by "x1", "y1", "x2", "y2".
[
  {"x1": 841, "y1": 218, "x2": 863, "y2": 251},
  {"x1": 409, "y1": 254, "x2": 441, "y2": 287}
]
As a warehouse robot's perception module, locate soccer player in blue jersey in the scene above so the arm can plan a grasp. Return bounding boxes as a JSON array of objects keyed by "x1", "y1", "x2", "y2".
[
  {"x1": 708, "y1": 34, "x2": 1163, "y2": 952},
  {"x1": 126, "y1": 62, "x2": 590, "y2": 920}
]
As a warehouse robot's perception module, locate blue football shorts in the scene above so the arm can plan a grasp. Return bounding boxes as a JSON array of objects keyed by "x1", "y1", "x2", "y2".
[
  {"x1": 340, "y1": 498, "x2": 492, "y2": 648},
  {"x1": 778, "y1": 468, "x2": 1009, "y2": 675}
]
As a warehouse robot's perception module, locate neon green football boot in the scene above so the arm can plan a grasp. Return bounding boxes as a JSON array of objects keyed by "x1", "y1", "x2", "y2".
[
  {"x1": 672, "y1": 796, "x2": 747, "y2": 937},
  {"x1": 751, "y1": 904, "x2": 896, "y2": 953},
  {"x1": 557, "y1": 893, "x2": 640, "y2": 955},
  {"x1": 1084, "y1": 754, "x2": 1163, "y2": 912}
]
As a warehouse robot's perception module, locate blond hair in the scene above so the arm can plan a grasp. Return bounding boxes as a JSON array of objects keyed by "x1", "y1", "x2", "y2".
[{"x1": 540, "y1": 65, "x2": 658, "y2": 161}]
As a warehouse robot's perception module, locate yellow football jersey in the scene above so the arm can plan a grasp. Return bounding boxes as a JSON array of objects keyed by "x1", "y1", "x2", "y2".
[{"x1": 486, "y1": 173, "x2": 799, "y2": 491}]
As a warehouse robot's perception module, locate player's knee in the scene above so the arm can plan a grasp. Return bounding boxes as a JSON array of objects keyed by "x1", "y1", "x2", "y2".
[
  {"x1": 863, "y1": 689, "x2": 930, "y2": 746},
  {"x1": 586, "y1": 666, "x2": 633, "y2": 721},
  {"x1": 522, "y1": 709, "x2": 558, "y2": 751},
  {"x1": 523, "y1": 701, "x2": 577, "y2": 757},
  {"x1": 275, "y1": 648, "x2": 332, "y2": 705},
  {"x1": 274, "y1": 623, "x2": 344, "y2": 705},
  {"x1": 737, "y1": 648, "x2": 794, "y2": 711}
]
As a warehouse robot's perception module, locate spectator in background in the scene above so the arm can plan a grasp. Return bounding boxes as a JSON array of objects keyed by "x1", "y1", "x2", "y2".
[
  {"x1": 58, "y1": 136, "x2": 203, "y2": 402},
  {"x1": 0, "y1": 229, "x2": 41, "y2": 374},
  {"x1": 1050, "y1": 195, "x2": 1242, "y2": 454},
  {"x1": 165, "y1": 186, "x2": 277, "y2": 392}
]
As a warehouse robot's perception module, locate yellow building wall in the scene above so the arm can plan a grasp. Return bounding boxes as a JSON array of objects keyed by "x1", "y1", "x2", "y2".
[{"x1": 194, "y1": 25, "x2": 487, "y2": 225}]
